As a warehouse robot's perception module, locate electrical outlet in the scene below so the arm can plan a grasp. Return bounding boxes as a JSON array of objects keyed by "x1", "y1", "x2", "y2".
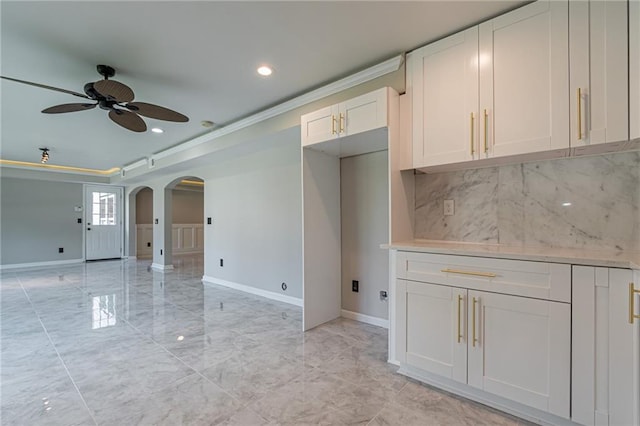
[
  {"x1": 352, "y1": 280, "x2": 359, "y2": 292},
  {"x1": 58, "y1": 247, "x2": 64, "y2": 253},
  {"x1": 147, "y1": 242, "x2": 151, "y2": 247},
  {"x1": 220, "y1": 259, "x2": 224, "y2": 267},
  {"x1": 444, "y1": 199, "x2": 455, "y2": 216},
  {"x1": 380, "y1": 290, "x2": 388, "y2": 300}
]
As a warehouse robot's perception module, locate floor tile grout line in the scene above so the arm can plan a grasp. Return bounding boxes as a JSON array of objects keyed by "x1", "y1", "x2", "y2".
[
  {"x1": 16, "y1": 276, "x2": 100, "y2": 426},
  {"x1": 120, "y1": 315, "x2": 248, "y2": 412}
]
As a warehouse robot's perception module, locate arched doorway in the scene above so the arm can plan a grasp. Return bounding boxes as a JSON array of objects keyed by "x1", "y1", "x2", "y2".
[
  {"x1": 127, "y1": 186, "x2": 153, "y2": 259},
  {"x1": 163, "y1": 177, "x2": 204, "y2": 269}
]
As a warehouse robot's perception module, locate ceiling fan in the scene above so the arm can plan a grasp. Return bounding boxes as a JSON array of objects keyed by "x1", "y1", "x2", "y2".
[{"x1": 1, "y1": 65, "x2": 189, "y2": 132}]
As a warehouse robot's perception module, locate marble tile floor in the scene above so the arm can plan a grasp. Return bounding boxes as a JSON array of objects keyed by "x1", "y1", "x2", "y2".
[{"x1": 1, "y1": 255, "x2": 533, "y2": 426}]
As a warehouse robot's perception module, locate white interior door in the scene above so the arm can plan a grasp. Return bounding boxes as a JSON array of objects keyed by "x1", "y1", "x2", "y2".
[{"x1": 85, "y1": 185, "x2": 123, "y2": 260}]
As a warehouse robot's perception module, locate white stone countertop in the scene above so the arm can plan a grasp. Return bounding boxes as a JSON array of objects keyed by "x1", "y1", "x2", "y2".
[{"x1": 383, "y1": 240, "x2": 640, "y2": 270}]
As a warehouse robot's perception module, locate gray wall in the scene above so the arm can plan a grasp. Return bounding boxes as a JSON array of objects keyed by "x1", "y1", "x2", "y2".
[
  {"x1": 136, "y1": 187, "x2": 153, "y2": 224},
  {"x1": 135, "y1": 187, "x2": 203, "y2": 224},
  {"x1": 1, "y1": 178, "x2": 83, "y2": 265},
  {"x1": 202, "y1": 131, "x2": 303, "y2": 299},
  {"x1": 340, "y1": 151, "x2": 389, "y2": 320},
  {"x1": 172, "y1": 189, "x2": 204, "y2": 224},
  {"x1": 414, "y1": 151, "x2": 640, "y2": 251}
]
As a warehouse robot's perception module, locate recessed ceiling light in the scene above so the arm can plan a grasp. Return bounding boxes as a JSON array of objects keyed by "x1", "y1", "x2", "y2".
[
  {"x1": 200, "y1": 120, "x2": 215, "y2": 128},
  {"x1": 562, "y1": 202, "x2": 572, "y2": 207},
  {"x1": 257, "y1": 65, "x2": 273, "y2": 76},
  {"x1": 151, "y1": 128, "x2": 164, "y2": 134}
]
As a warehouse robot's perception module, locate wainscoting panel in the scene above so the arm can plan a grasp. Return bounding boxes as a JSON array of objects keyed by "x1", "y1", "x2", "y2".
[{"x1": 136, "y1": 223, "x2": 204, "y2": 257}]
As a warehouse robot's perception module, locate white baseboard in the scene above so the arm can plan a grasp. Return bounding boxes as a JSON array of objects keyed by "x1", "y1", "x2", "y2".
[
  {"x1": 151, "y1": 263, "x2": 174, "y2": 271},
  {"x1": 127, "y1": 256, "x2": 137, "y2": 260},
  {"x1": 398, "y1": 365, "x2": 574, "y2": 426},
  {"x1": 202, "y1": 275, "x2": 303, "y2": 307},
  {"x1": 0, "y1": 258, "x2": 84, "y2": 270},
  {"x1": 341, "y1": 309, "x2": 389, "y2": 329}
]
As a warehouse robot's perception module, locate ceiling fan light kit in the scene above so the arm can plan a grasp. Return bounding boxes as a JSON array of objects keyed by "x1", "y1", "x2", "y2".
[
  {"x1": 39, "y1": 148, "x2": 49, "y2": 163},
  {"x1": 1, "y1": 65, "x2": 189, "y2": 133}
]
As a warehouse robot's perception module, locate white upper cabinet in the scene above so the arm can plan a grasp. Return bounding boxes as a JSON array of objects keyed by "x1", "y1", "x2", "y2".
[
  {"x1": 301, "y1": 87, "x2": 391, "y2": 154},
  {"x1": 479, "y1": 0, "x2": 569, "y2": 158},
  {"x1": 409, "y1": 1, "x2": 570, "y2": 168},
  {"x1": 408, "y1": 28, "x2": 479, "y2": 168},
  {"x1": 631, "y1": 0, "x2": 640, "y2": 140},
  {"x1": 570, "y1": 0, "x2": 628, "y2": 148},
  {"x1": 301, "y1": 104, "x2": 340, "y2": 146},
  {"x1": 338, "y1": 88, "x2": 388, "y2": 138}
]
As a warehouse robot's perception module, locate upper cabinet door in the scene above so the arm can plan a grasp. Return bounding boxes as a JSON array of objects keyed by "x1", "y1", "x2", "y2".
[
  {"x1": 570, "y1": 0, "x2": 628, "y2": 147},
  {"x1": 631, "y1": 0, "x2": 640, "y2": 140},
  {"x1": 301, "y1": 104, "x2": 339, "y2": 147},
  {"x1": 409, "y1": 27, "x2": 479, "y2": 168},
  {"x1": 480, "y1": 1, "x2": 569, "y2": 158},
  {"x1": 339, "y1": 88, "x2": 388, "y2": 137}
]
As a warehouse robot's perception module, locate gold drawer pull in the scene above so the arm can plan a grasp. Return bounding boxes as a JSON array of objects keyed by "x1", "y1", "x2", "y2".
[
  {"x1": 331, "y1": 115, "x2": 337, "y2": 135},
  {"x1": 472, "y1": 297, "x2": 479, "y2": 347},
  {"x1": 457, "y1": 294, "x2": 463, "y2": 343},
  {"x1": 470, "y1": 112, "x2": 475, "y2": 156},
  {"x1": 441, "y1": 268, "x2": 497, "y2": 278},
  {"x1": 629, "y1": 282, "x2": 640, "y2": 324}
]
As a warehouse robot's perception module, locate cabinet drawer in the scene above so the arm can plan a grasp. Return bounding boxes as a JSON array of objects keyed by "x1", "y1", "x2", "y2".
[{"x1": 396, "y1": 251, "x2": 570, "y2": 303}]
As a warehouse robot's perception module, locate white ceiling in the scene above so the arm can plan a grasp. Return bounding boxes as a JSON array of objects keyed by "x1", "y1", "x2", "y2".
[{"x1": 1, "y1": 1, "x2": 526, "y2": 171}]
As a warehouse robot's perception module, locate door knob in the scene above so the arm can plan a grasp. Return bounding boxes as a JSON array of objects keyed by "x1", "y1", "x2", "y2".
[{"x1": 87, "y1": 228, "x2": 91, "y2": 231}]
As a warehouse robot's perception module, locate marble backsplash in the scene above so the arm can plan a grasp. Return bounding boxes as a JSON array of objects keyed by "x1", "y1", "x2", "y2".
[{"x1": 414, "y1": 151, "x2": 640, "y2": 252}]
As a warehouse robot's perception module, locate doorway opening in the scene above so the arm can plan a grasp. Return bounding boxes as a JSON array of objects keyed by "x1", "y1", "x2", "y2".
[{"x1": 165, "y1": 177, "x2": 204, "y2": 270}]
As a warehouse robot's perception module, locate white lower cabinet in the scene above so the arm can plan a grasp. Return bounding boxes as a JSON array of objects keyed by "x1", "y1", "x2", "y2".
[
  {"x1": 467, "y1": 290, "x2": 570, "y2": 418},
  {"x1": 397, "y1": 280, "x2": 467, "y2": 383},
  {"x1": 572, "y1": 266, "x2": 640, "y2": 426},
  {"x1": 395, "y1": 252, "x2": 571, "y2": 421}
]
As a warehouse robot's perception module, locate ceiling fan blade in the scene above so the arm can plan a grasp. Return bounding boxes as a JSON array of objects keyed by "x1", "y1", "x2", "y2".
[
  {"x1": 126, "y1": 102, "x2": 189, "y2": 122},
  {"x1": 1, "y1": 76, "x2": 91, "y2": 99},
  {"x1": 108, "y1": 109, "x2": 146, "y2": 132},
  {"x1": 42, "y1": 103, "x2": 97, "y2": 114},
  {"x1": 94, "y1": 80, "x2": 135, "y2": 102}
]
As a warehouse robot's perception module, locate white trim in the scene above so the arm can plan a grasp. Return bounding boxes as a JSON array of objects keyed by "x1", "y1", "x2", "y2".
[
  {"x1": 127, "y1": 256, "x2": 137, "y2": 260},
  {"x1": 202, "y1": 275, "x2": 303, "y2": 307},
  {"x1": 398, "y1": 365, "x2": 575, "y2": 426},
  {"x1": 122, "y1": 158, "x2": 147, "y2": 172},
  {"x1": 341, "y1": 309, "x2": 389, "y2": 329},
  {"x1": 151, "y1": 263, "x2": 174, "y2": 271},
  {"x1": 131, "y1": 55, "x2": 403, "y2": 168},
  {"x1": 0, "y1": 258, "x2": 84, "y2": 270}
]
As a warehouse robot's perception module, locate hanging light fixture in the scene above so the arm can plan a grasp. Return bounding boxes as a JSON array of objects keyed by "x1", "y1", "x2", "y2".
[{"x1": 39, "y1": 148, "x2": 49, "y2": 163}]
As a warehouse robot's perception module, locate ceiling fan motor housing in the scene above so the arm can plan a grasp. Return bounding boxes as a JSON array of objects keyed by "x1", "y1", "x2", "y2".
[{"x1": 96, "y1": 64, "x2": 115, "y2": 79}]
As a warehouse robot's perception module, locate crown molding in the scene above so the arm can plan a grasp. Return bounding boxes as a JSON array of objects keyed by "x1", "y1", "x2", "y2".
[{"x1": 133, "y1": 54, "x2": 403, "y2": 170}]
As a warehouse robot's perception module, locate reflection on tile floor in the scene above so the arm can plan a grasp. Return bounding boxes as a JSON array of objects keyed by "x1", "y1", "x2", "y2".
[{"x1": 1, "y1": 255, "x2": 531, "y2": 425}]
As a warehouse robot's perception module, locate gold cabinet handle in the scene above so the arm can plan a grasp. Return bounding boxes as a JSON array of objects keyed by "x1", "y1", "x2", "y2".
[
  {"x1": 339, "y1": 113, "x2": 345, "y2": 133},
  {"x1": 470, "y1": 113, "x2": 475, "y2": 156},
  {"x1": 331, "y1": 115, "x2": 337, "y2": 135},
  {"x1": 472, "y1": 297, "x2": 479, "y2": 347},
  {"x1": 483, "y1": 109, "x2": 489, "y2": 153},
  {"x1": 629, "y1": 282, "x2": 640, "y2": 324},
  {"x1": 577, "y1": 88, "x2": 582, "y2": 140},
  {"x1": 457, "y1": 294, "x2": 463, "y2": 343},
  {"x1": 441, "y1": 268, "x2": 497, "y2": 278}
]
